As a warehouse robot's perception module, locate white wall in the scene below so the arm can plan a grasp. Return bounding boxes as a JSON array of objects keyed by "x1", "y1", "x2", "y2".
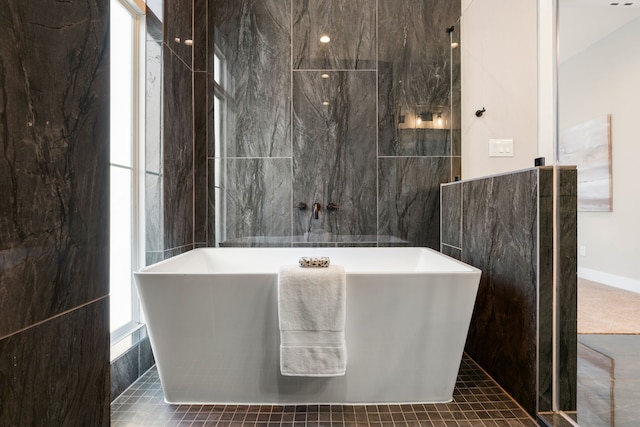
[
  {"x1": 559, "y1": 17, "x2": 640, "y2": 290},
  {"x1": 461, "y1": 0, "x2": 540, "y2": 179}
]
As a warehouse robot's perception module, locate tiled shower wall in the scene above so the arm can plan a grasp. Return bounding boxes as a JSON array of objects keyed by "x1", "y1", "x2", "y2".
[
  {"x1": 441, "y1": 167, "x2": 578, "y2": 417},
  {"x1": 211, "y1": 0, "x2": 461, "y2": 248},
  {"x1": 0, "y1": 0, "x2": 110, "y2": 424}
]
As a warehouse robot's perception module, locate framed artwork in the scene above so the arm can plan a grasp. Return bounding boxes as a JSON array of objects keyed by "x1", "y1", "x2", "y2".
[{"x1": 559, "y1": 114, "x2": 612, "y2": 212}]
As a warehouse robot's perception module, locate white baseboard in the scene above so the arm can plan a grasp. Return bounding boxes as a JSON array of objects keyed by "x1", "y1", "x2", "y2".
[{"x1": 578, "y1": 267, "x2": 640, "y2": 294}]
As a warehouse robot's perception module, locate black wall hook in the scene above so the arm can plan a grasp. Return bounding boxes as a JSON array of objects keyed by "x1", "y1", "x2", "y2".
[{"x1": 475, "y1": 107, "x2": 486, "y2": 117}]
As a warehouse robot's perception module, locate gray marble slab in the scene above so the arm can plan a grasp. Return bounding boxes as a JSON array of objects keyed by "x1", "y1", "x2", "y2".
[
  {"x1": 292, "y1": 70, "x2": 377, "y2": 238},
  {"x1": 212, "y1": 0, "x2": 290, "y2": 157},
  {"x1": 164, "y1": 0, "x2": 192, "y2": 66},
  {"x1": 441, "y1": 182, "x2": 462, "y2": 248},
  {"x1": 217, "y1": 158, "x2": 292, "y2": 242},
  {"x1": 378, "y1": 0, "x2": 459, "y2": 156},
  {"x1": 194, "y1": 72, "x2": 208, "y2": 245},
  {"x1": 293, "y1": 0, "x2": 376, "y2": 70},
  {"x1": 0, "y1": 299, "x2": 109, "y2": 426},
  {"x1": 163, "y1": 46, "x2": 194, "y2": 251},
  {"x1": 0, "y1": 0, "x2": 109, "y2": 337},
  {"x1": 378, "y1": 157, "x2": 450, "y2": 249}
]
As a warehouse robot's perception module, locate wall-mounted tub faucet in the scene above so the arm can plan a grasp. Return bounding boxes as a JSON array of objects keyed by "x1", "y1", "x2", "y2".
[{"x1": 312, "y1": 202, "x2": 321, "y2": 219}]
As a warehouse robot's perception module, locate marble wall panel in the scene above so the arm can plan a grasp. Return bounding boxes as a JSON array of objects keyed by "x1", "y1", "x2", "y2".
[
  {"x1": 212, "y1": 0, "x2": 290, "y2": 157},
  {"x1": 193, "y1": 0, "x2": 208, "y2": 72},
  {"x1": 558, "y1": 168, "x2": 578, "y2": 411},
  {"x1": 378, "y1": 157, "x2": 450, "y2": 249},
  {"x1": 451, "y1": 22, "x2": 461, "y2": 157},
  {"x1": 378, "y1": 0, "x2": 459, "y2": 156},
  {"x1": 164, "y1": 0, "x2": 192, "y2": 66},
  {"x1": 441, "y1": 182, "x2": 462, "y2": 248},
  {"x1": 462, "y1": 171, "x2": 539, "y2": 416},
  {"x1": 292, "y1": 71, "x2": 377, "y2": 238},
  {"x1": 194, "y1": 71, "x2": 208, "y2": 244},
  {"x1": 217, "y1": 158, "x2": 291, "y2": 243},
  {"x1": 0, "y1": 0, "x2": 109, "y2": 336},
  {"x1": 292, "y1": 0, "x2": 376, "y2": 70},
  {"x1": 0, "y1": 299, "x2": 109, "y2": 426},
  {"x1": 538, "y1": 168, "x2": 554, "y2": 412},
  {"x1": 163, "y1": 46, "x2": 194, "y2": 251}
]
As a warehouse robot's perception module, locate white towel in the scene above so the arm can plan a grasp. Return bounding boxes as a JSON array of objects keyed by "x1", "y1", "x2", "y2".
[{"x1": 277, "y1": 264, "x2": 347, "y2": 376}]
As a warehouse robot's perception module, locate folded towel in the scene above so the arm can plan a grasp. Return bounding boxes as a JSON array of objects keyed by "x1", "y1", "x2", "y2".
[
  {"x1": 278, "y1": 264, "x2": 347, "y2": 376},
  {"x1": 299, "y1": 256, "x2": 330, "y2": 268}
]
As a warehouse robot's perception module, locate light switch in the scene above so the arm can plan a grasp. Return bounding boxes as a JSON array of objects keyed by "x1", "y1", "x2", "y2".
[{"x1": 489, "y1": 139, "x2": 514, "y2": 157}]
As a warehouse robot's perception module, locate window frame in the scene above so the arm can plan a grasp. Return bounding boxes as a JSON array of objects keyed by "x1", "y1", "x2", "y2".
[{"x1": 110, "y1": 0, "x2": 147, "y2": 346}]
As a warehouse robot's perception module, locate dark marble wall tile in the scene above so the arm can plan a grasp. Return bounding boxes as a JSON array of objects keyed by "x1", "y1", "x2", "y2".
[
  {"x1": 451, "y1": 21, "x2": 461, "y2": 156},
  {"x1": 194, "y1": 72, "x2": 208, "y2": 244},
  {"x1": 378, "y1": 0, "x2": 459, "y2": 156},
  {"x1": 293, "y1": 0, "x2": 376, "y2": 70},
  {"x1": 378, "y1": 157, "x2": 450, "y2": 249},
  {"x1": 111, "y1": 344, "x2": 139, "y2": 401},
  {"x1": 164, "y1": 244, "x2": 194, "y2": 259},
  {"x1": 212, "y1": 0, "x2": 290, "y2": 157},
  {"x1": 461, "y1": 170, "x2": 539, "y2": 416},
  {"x1": 292, "y1": 71, "x2": 377, "y2": 238},
  {"x1": 164, "y1": 0, "x2": 192, "y2": 66},
  {"x1": 0, "y1": 0, "x2": 109, "y2": 335},
  {"x1": 0, "y1": 299, "x2": 109, "y2": 426},
  {"x1": 452, "y1": 156, "x2": 461, "y2": 181},
  {"x1": 441, "y1": 245, "x2": 462, "y2": 260},
  {"x1": 208, "y1": 159, "x2": 217, "y2": 247},
  {"x1": 163, "y1": 46, "x2": 194, "y2": 251},
  {"x1": 558, "y1": 168, "x2": 578, "y2": 411},
  {"x1": 110, "y1": 335, "x2": 155, "y2": 402},
  {"x1": 441, "y1": 183, "x2": 462, "y2": 248},
  {"x1": 538, "y1": 168, "x2": 554, "y2": 413},
  {"x1": 193, "y1": 0, "x2": 207, "y2": 72},
  {"x1": 216, "y1": 158, "x2": 291, "y2": 244},
  {"x1": 139, "y1": 336, "x2": 155, "y2": 374}
]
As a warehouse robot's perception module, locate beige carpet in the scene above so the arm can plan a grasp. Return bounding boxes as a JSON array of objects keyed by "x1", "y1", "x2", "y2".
[{"x1": 578, "y1": 278, "x2": 640, "y2": 334}]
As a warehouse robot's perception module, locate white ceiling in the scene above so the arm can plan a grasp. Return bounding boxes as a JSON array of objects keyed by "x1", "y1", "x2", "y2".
[{"x1": 559, "y1": 0, "x2": 640, "y2": 62}]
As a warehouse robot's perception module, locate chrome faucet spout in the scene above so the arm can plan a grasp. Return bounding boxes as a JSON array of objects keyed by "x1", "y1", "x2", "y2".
[{"x1": 312, "y1": 202, "x2": 321, "y2": 220}]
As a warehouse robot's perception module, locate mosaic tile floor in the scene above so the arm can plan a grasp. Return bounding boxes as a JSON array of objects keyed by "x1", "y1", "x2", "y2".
[{"x1": 111, "y1": 354, "x2": 536, "y2": 426}]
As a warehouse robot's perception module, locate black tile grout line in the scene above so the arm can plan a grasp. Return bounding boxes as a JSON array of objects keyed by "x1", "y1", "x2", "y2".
[{"x1": 111, "y1": 354, "x2": 537, "y2": 426}]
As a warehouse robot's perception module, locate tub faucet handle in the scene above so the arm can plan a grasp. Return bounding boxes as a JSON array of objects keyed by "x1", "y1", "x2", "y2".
[
  {"x1": 312, "y1": 202, "x2": 321, "y2": 219},
  {"x1": 296, "y1": 202, "x2": 307, "y2": 211},
  {"x1": 327, "y1": 202, "x2": 339, "y2": 212}
]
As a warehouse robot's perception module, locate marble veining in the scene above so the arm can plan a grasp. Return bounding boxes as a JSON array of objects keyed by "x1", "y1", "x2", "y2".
[
  {"x1": 212, "y1": 0, "x2": 291, "y2": 158},
  {"x1": 293, "y1": 0, "x2": 376, "y2": 70},
  {"x1": 0, "y1": 299, "x2": 109, "y2": 426},
  {"x1": 378, "y1": 157, "x2": 450, "y2": 249},
  {"x1": 293, "y1": 71, "x2": 377, "y2": 238},
  {"x1": 163, "y1": 46, "x2": 194, "y2": 251},
  {"x1": 216, "y1": 158, "x2": 291, "y2": 244},
  {"x1": 0, "y1": 0, "x2": 109, "y2": 336},
  {"x1": 441, "y1": 168, "x2": 578, "y2": 417},
  {"x1": 208, "y1": 0, "x2": 460, "y2": 248},
  {"x1": 378, "y1": 0, "x2": 458, "y2": 156}
]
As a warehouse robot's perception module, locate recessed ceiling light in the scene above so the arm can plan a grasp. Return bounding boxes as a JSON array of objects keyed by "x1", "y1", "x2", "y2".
[
  {"x1": 322, "y1": 101, "x2": 330, "y2": 106},
  {"x1": 319, "y1": 35, "x2": 331, "y2": 44},
  {"x1": 321, "y1": 73, "x2": 330, "y2": 79}
]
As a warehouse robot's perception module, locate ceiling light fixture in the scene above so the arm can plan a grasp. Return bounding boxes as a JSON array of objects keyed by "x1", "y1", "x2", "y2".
[{"x1": 319, "y1": 34, "x2": 331, "y2": 43}]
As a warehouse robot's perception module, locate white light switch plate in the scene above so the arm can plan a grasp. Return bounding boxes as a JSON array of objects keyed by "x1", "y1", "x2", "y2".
[{"x1": 489, "y1": 139, "x2": 514, "y2": 157}]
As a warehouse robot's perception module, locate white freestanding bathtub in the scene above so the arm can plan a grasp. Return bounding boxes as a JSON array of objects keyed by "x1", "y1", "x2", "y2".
[{"x1": 134, "y1": 247, "x2": 481, "y2": 405}]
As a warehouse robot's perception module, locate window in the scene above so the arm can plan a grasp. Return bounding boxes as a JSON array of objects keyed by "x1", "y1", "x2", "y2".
[{"x1": 110, "y1": 0, "x2": 145, "y2": 343}]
